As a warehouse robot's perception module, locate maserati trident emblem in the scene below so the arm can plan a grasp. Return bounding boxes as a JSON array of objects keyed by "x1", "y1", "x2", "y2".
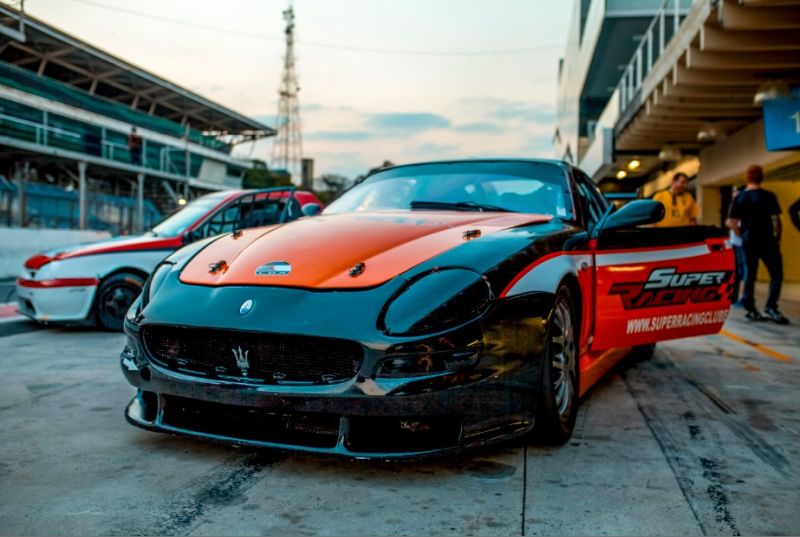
[
  {"x1": 239, "y1": 299, "x2": 254, "y2": 315},
  {"x1": 232, "y1": 346, "x2": 249, "y2": 377}
]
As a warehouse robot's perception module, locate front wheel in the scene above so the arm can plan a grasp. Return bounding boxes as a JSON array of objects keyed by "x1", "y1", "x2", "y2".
[
  {"x1": 533, "y1": 286, "x2": 579, "y2": 445},
  {"x1": 94, "y1": 272, "x2": 144, "y2": 331}
]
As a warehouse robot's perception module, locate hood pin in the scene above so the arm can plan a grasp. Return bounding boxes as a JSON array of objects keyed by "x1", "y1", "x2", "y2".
[
  {"x1": 349, "y1": 262, "x2": 366, "y2": 277},
  {"x1": 463, "y1": 229, "x2": 481, "y2": 240},
  {"x1": 208, "y1": 260, "x2": 228, "y2": 274}
]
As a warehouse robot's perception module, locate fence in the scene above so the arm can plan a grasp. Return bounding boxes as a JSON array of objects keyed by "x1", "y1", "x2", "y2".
[
  {"x1": 0, "y1": 181, "x2": 161, "y2": 235},
  {"x1": 617, "y1": 0, "x2": 697, "y2": 116}
]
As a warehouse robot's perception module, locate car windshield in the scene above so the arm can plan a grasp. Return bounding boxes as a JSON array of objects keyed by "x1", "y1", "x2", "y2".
[
  {"x1": 150, "y1": 193, "x2": 228, "y2": 237},
  {"x1": 324, "y1": 161, "x2": 574, "y2": 218}
]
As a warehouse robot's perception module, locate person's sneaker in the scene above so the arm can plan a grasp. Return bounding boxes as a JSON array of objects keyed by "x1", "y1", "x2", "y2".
[
  {"x1": 745, "y1": 309, "x2": 767, "y2": 321},
  {"x1": 763, "y1": 307, "x2": 789, "y2": 325},
  {"x1": 732, "y1": 300, "x2": 745, "y2": 309}
]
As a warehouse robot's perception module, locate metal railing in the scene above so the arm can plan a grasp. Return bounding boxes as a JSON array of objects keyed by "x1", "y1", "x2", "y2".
[
  {"x1": 0, "y1": 180, "x2": 161, "y2": 234},
  {"x1": 617, "y1": 0, "x2": 696, "y2": 115},
  {"x1": 0, "y1": 111, "x2": 196, "y2": 179}
]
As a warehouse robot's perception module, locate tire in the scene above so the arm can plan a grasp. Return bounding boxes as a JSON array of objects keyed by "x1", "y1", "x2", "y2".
[
  {"x1": 94, "y1": 272, "x2": 145, "y2": 331},
  {"x1": 533, "y1": 285, "x2": 579, "y2": 445},
  {"x1": 629, "y1": 343, "x2": 656, "y2": 363}
]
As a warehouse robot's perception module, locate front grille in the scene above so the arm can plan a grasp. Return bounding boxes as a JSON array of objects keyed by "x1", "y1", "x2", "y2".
[
  {"x1": 162, "y1": 395, "x2": 340, "y2": 448},
  {"x1": 142, "y1": 325, "x2": 364, "y2": 384}
]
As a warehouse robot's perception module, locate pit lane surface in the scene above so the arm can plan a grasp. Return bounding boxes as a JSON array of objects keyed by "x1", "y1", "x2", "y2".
[{"x1": 0, "y1": 298, "x2": 798, "y2": 535}]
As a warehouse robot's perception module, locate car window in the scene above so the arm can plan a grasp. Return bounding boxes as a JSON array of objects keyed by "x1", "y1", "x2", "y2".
[
  {"x1": 195, "y1": 195, "x2": 301, "y2": 238},
  {"x1": 573, "y1": 171, "x2": 608, "y2": 229},
  {"x1": 149, "y1": 192, "x2": 228, "y2": 237},
  {"x1": 198, "y1": 199, "x2": 244, "y2": 237}
]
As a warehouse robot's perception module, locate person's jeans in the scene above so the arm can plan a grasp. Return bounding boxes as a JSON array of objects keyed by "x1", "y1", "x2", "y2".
[
  {"x1": 742, "y1": 240, "x2": 783, "y2": 311},
  {"x1": 732, "y1": 245, "x2": 746, "y2": 303}
]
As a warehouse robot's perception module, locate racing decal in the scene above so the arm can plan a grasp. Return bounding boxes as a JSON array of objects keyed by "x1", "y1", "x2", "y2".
[
  {"x1": 595, "y1": 243, "x2": 711, "y2": 266},
  {"x1": 500, "y1": 252, "x2": 592, "y2": 298},
  {"x1": 256, "y1": 261, "x2": 292, "y2": 276},
  {"x1": 608, "y1": 267, "x2": 732, "y2": 309},
  {"x1": 625, "y1": 309, "x2": 729, "y2": 335},
  {"x1": 17, "y1": 277, "x2": 100, "y2": 288},
  {"x1": 592, "y1": 238, "x2": 734, "y2": 351}
]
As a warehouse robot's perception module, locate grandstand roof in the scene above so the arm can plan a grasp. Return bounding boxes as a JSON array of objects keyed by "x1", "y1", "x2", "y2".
[{"x1": 0, "y1": 4, "x2": 275, "y2": 140}]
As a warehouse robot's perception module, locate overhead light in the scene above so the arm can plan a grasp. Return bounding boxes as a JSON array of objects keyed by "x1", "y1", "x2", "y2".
[
  {"x1": 616, "y1": 170, "x2": 628, "y2": 180},
  {"x1": 658, "y1": 144, "x2": 682, "y2": 162},
  {"x1": 754, "y1": 79, "x2": 791, "y2": 106},
  {"x1": 627, "y1": 159, "x2": 642, "y2": 171},
  {"x1": 697, "y1": 122, "x2": 723, "y2": 142},
  {"x1": 177, "y1": 197, "x2": 187, "y2": 206}
]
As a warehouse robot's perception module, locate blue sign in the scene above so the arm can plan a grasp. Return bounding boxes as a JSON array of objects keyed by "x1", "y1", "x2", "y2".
[{"x1": 763, "y1": 97, "x2": 800, "y2": 152}]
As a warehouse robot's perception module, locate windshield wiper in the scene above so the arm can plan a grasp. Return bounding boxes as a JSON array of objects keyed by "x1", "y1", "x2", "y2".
[{"x1": 410, "y1": 200, "x2": 512, "y2": 213}]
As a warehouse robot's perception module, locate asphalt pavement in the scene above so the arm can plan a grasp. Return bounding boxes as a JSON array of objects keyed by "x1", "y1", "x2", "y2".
[{"x1": 0, "y1": 293, "x2": 797, "y2": 535}]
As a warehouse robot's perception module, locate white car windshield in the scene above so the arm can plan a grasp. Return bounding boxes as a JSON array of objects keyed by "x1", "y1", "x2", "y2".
[
  {"x1": 150, "y1": 193, "x2": 228, "y2": 237},
  {"x1": 324, "y1": 161, "x2": 574, "y2": 219}
]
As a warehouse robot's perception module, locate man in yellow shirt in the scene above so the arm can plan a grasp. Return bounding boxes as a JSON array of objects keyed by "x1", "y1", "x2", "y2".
[{"x1": 653, "y1": 172, "x2": 699, "y2": 227}]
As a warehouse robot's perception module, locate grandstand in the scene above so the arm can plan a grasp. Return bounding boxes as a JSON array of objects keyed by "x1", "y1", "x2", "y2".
[{"x1": 0, "y1": 3, "x2": 275, "y2": 234}]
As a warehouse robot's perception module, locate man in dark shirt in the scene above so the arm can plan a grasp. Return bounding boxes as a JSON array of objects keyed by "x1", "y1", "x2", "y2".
[
  {"x1": 726, "y1": 165, "x2": 788, "y2": 324},
  {"x1": 128, "y1": 127, "x2": 143, "y2": 166}
]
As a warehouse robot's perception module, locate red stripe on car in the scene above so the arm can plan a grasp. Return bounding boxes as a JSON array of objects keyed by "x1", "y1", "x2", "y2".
[{"x1": 17, "y1": 277, "x2": 100, "y2": 288}]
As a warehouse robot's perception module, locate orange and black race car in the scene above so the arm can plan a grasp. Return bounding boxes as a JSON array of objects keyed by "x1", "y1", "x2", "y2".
[{"x1": 120, "y1": 159, "x2": 734, "y2": 458}]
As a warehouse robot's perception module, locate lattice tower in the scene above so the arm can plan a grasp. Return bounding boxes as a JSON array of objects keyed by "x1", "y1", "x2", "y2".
[{"x1": 270, "y1": 4, "x2": 303, "y2": 183}]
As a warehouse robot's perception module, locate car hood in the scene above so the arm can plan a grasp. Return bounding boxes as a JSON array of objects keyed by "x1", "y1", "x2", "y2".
[{"x1": 179, "y1": 211, "x2": 552, "y2": 289}]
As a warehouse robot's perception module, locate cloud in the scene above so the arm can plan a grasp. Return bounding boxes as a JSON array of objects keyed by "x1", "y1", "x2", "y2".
[
  {"x1": 459, "y1": 97, "x2": 555, "y2": 125},
  {"x1": 491, "y1": 104, "x2": 555, "y2": 124},
  {"x1": 302, "y1": 103, "x2": 324, "y2": 112},
  {"x1": 367, "y1": 112, "x2": 451, "y2": 132},
  {"x1": 518, "y1": 135, "x2": 557, "y2": 158},
  {"x1": 454, "y1": 122, "x2": 503, "y2": 134},
  {"x1": 305, "y1": 130, "x2": 372, "y2": 142},
  {"x1": 406, "y1": 142, "x2": 460, "y2": 157}
]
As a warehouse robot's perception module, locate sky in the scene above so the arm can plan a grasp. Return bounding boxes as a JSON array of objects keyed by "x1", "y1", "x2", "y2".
[{"x1": 24, "y1": 0, "x2": 573, "y2": 179}]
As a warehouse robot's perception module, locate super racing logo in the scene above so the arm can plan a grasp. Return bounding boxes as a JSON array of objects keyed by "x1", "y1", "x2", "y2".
[{"x1": 609, "y1": 267, "x2": 732, "y2": 310}]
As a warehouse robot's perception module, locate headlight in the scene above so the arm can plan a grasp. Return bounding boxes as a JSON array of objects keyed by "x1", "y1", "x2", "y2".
[
  {"x1": 126, "y1": 294, "x2": 142, "y2": 322},
  {"x1": 140, "y1": 261, "x2": 173, "y2": 310},
  {"x1": 379, "y1": 268, "x2": 492, "y2": 336}
]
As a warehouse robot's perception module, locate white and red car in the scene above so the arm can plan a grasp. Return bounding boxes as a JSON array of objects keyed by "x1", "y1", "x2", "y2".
[{"x1": 16, "y1": 187, "x2": 323, "y2": 330}]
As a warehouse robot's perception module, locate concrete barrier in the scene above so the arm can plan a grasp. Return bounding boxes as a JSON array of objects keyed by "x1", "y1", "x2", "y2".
[{"x1": 0, "y1": 227, "x2": 111, "y2": 279}]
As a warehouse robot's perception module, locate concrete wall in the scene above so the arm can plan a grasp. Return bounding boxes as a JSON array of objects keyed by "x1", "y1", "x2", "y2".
[
  {"x1": 0, "y1": 227, "x2": 111, "y2": 280},
  {"x1": 697, "y1": 120, "x2": 798, "y2": 187}
]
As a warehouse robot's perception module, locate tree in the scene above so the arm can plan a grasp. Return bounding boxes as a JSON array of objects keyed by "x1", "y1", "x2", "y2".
[{"x1": 243, "y1": 160, "x2": 292, "y2": 188}]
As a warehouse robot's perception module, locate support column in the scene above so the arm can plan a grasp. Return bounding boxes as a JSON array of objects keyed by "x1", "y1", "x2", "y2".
[
  {"x1": 136, "y1": 173, "x2": 145, "y2": 233},
  {"x1": 15, "y1": 162, "x2": 27, "y2": 227},
  {"x1": 78, "y1": 161, "x2": 88, "y2": 230}
]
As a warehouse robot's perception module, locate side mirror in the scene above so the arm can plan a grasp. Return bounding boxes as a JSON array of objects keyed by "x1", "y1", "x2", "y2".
[
  {"x1": 602, "y1": 200, "x2": 664, "y2": 231},
  {"x1": 301, "y1": 203, "x2": 322, "y2": 217}
]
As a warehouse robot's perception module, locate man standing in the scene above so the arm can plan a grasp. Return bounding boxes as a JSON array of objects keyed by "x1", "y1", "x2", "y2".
[
  {"x1": 128, "y1": 127, "x2": 143, "y2": 166},
  {"x1": 727, "y1": 165, "x2": 788, "y2": 324},
  {"x1": 653, "y1": 172, "x2": 699, "y2": 227}
]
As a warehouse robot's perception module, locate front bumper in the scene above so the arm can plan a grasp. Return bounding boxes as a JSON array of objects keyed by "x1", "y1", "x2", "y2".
[
  {"x1": 16, "y1": 279, "x2": 98, "y2": 323},
  {"x1": 120, "y1": 285, "x2": 553, "y2": 458}
]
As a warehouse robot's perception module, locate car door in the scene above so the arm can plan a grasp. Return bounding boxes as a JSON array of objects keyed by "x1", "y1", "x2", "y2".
[{"x1": 590, "y1": 203, "x2": 734, "y2": 351}]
